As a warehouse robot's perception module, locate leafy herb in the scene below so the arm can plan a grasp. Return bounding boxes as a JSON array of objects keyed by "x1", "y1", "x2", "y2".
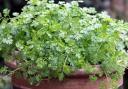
[{"x1": 0, "y1": 0, "x2": 128, "y2": 85}]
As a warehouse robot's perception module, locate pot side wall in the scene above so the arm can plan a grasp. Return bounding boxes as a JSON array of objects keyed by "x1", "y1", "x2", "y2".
[{"x1": 12, "y1": 75, "x2": 122, "y2": 89}]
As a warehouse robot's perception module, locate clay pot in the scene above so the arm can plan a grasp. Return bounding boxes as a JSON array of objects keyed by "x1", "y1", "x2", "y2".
[
  {"x1": 6, "y1": 62, "x2": 122, "y2": 89},
  {"x1": 12, "y1": 75, "x2": 112, "y2": 89}
]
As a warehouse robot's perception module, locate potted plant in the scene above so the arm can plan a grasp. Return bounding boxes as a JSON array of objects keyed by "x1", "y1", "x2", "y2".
[{"x1": 0, "y1": 0, "x2": 128, "y2": 89}]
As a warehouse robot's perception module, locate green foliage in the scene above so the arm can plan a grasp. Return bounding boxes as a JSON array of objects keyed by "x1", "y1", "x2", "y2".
[
  {"x1": 89, "y1": 75, "x2": 97, "y2": 81},
  {"x1": 0, "y1": 67, "x2": 8, "y2": 75},
  {"x1": 0, "y1": 0, "x2": 128, "y2": 85}
]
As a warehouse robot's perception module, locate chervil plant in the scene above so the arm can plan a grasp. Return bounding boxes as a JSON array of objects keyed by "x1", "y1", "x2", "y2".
[{"x1": 1, "y1": 0, "x2": 128, "y2": 85}]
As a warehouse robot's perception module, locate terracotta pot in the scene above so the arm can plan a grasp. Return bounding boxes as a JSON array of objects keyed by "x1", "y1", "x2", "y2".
[
  {"x1": 6, "y1": 62, "x2": 122, "y2": 89},
  {"x1": 12, "y1": 75, "x2": 110, "y2": 89},
  {"x1": 12, "y1": 73, "x2": 122, "y2": 89}
]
